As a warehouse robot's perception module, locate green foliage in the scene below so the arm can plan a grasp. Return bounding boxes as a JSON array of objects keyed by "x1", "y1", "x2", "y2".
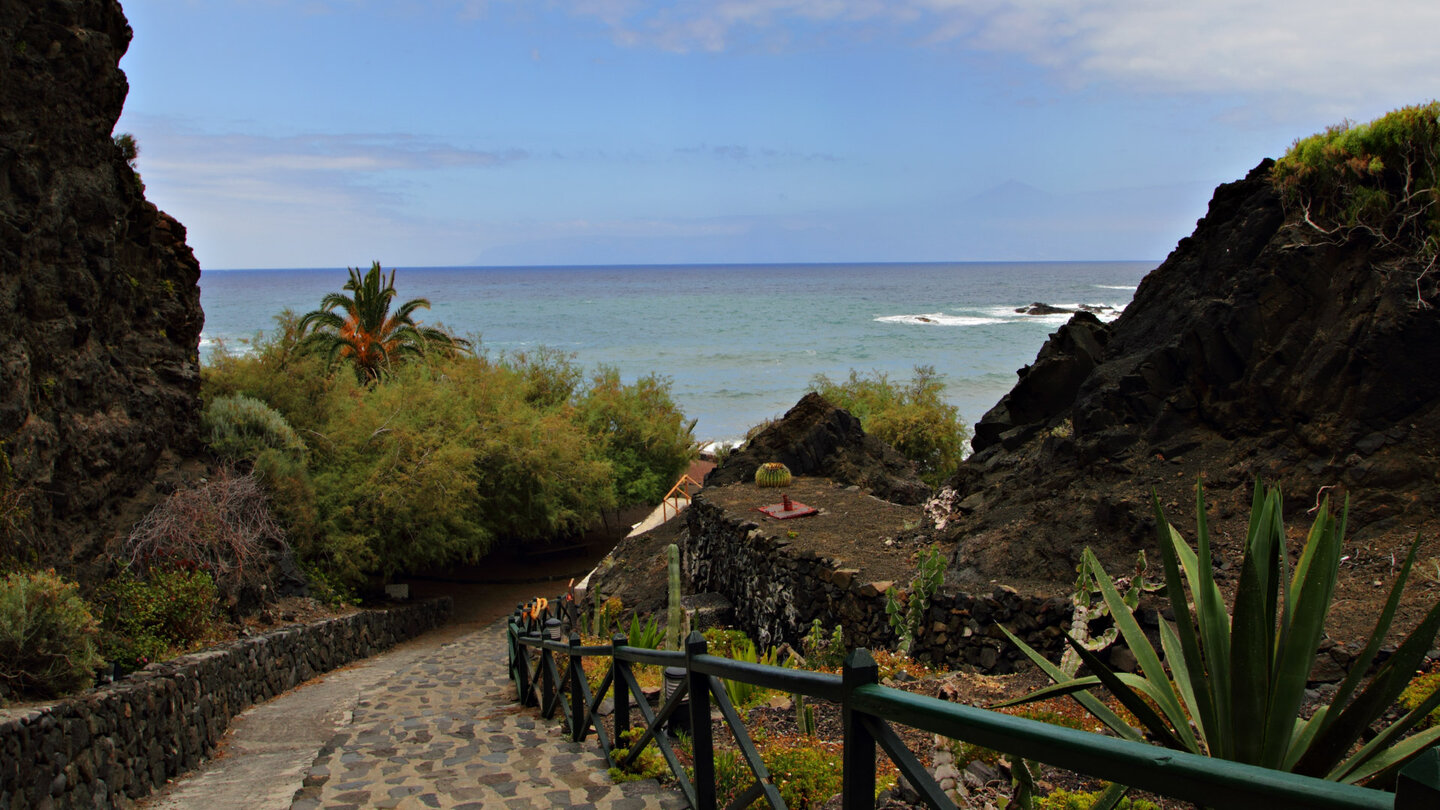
[
  {"x1": 204, "y1": 311, "x2": 695, "y2": 588},
  {"x1": 297, "y1": 262, "x2": 471, "y2": 384},
  {"x1": 0, "y1": 569, "x2": 103, "y2": 699},
  {"x1": 202, "y1": 394, "x2": 306, "y2": 463},
  {"x1": 801, "y1": 618, "x2": 846, "y2": 670},
  {"x1": 577, "y1": 366, "x2": 696, "y2": 506},
  {"x1": 885, "y1": 544, "x2": 947, "y2": 654},
  {"x1": 627, "y1": 613, "x2": 664, "y2": 650},
  {"x1": 98, "y1": 564, "x2": 218, "y2": 672},
  {"x1": 810, "y1": 365, "x2": 969, "y2": 485},
  {"x1": 1032, "y1": 787, "x2": 1157, "y2": 810},
  {"x1": 608, "y1": 727, "x2": 670, "y2": 783},
  {"x1": 711, "y1": 739, "x2": 871, "y2": 809},
  {"x1": 1003, "y1": 482, "x2": 1440, "y2": 785},
  {"x1": 0, "y1": 444, "x2": 31, "y2": 558},
  {"x1": 1271, "y1": 103, "x2": 1440, "y2": 297},
  {"x1": 1400, "y1": 670, "x2": 1440, "y2": 731}
]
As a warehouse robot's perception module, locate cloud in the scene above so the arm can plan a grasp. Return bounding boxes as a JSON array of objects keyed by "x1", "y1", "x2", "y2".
[{"x1": 558, "y1": 0, "x2": 1440, "y2": 109}]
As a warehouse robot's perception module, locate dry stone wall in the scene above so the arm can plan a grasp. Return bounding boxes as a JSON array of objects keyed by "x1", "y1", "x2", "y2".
[
  {"x1": 0, "y1": 598, "x2": 450, "y2": 810},
  {"x1": 684, "y1": 496, "x2": 1070, "y2": 671}
]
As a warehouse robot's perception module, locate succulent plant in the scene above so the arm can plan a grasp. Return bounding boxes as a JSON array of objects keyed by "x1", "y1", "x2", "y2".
[{"x1": 754, "y1": 462, "x2": 792, "y2": 488}]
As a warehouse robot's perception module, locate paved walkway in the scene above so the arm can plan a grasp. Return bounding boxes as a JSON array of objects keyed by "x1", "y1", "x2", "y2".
[{"x1": 143, "y1": 616, "x2": 687, "y2": 810}]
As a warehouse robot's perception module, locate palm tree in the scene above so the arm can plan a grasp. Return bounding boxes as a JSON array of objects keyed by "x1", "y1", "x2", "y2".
[{"x1": 297, "y1": 262, "x2": 470, "y2": 383}]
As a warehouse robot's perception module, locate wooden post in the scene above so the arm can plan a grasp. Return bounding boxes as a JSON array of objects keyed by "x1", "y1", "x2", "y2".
[
  {"x1": 842, "y1": 648, "x2": 879, "y2": 810},
  {"x1": 1396, "y1": 747, "x2": 1440, "y2": 809},
  {"x1": 569, "y1": 632, "x2": 586, "y2": 742},
  {"x1": 516, "y1": 630, "x2": 534, "y2": 706},
  {"x1": 540, "y1": 644, "x2": 556, "y2": 718},
  {"x1": 612, "y1": 632, "x2": 630, "y2": 748},
  {"x1": 686, "y1": 631, "x2": 716, "y2": 810}
]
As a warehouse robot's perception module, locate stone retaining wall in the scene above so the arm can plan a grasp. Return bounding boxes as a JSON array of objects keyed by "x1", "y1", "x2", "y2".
[
  {"x1": 0, "y1": 598, "x2": 451, "y2": 810},
  {"x1": 684, "y1": 496, "x2": 1070, "y2": 671}
]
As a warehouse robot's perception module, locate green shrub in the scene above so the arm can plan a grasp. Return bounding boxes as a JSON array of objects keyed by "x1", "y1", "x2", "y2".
[
  {"x1": 810, "y1": 366, "x2": 968, "y2": 485},
  {"x1": 885, "y1": 544, "x2": 946, "y2": 654},
  {"x1": 608, "y1": 727, "x2": 671, "y2": 783},
  {"x1": 0, "y1": 569, "x2": 103, "y2": 699},
  {"x1": 801, "y1": 619, "x2": 845, "y2": 670},
  {"x1": 1400, "y1": 670, "x2": 1440, "y2": 731},
  {"x1": 1271, "y1": 102, "x2": 1440, "y2": 297},
  {"x1": 578, "y1": 366, "x2": 696, "y2": 506},
  {"x1": 98, "y1": 564, "x2": 218, "y2": 672},
  {"x1": 202, "y1": 393, "x2": 306, "y2": 462},
  {"x1": 1035, "y1": 787, "x2": 1158, "y2": 810}
]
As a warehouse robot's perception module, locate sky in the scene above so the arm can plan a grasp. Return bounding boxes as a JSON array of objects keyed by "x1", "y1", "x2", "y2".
[{"x1": 114, "y1": 1, "x2": 1440, "y2": 270}]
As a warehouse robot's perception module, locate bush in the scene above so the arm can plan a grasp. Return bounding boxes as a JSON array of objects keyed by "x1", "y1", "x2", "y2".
[
  {"x1": 578, "y1": 366, "x2": 696, "y2": 506},
  {"x1": 1271, "y1": 102, "x2": 1440, "y2": 303},
  {"x1": 125, "y1": 469, "x2": 287, "y2": 612},
  {"x1": 810, "y1": 366, "x2": 968, "y2": 486},
  {"x1": 0, "y1": 569, "x2": 103, "y2": 699},
  {"x1": 1400, "y1": 669, "x2": 1440, "y2": 731},
  {"x1": 98, "y1": 565, "x2": 218, "y2": 672},
  {"x1": 203, "y1": 393, "x2": 306, "y2": 463}
]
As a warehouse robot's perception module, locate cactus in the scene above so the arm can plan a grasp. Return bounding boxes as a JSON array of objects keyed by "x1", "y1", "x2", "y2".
[
  {"x1": 754, "y1": 462, "x2": 792, "y2": 488},
  {"x1": 666, "y1": 543, "x2": 682, "y2": 650},
  {"x1": 795, "y1": 693, "x2": 817, "y2": 736}
]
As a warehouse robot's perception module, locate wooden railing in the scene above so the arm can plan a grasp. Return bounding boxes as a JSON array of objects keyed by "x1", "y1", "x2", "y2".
[
  {"x1": 660, "y1": 474, "x2": 704, "y2": 522},
  {"x1": 506, "y1": 601, "x2": 1440, "y2": 810}
]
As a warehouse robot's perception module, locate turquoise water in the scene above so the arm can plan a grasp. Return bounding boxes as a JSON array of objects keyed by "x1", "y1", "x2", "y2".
[{"x1": 199, "y1": 262, "x2": 1154, "y2": 442}]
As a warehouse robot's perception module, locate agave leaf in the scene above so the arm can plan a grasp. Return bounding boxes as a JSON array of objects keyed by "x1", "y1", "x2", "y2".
[
  {"x1": 1332, "y1": 718, "x2": 1440, "y2": 785},
  {"x1": 1158, "y1": 618, "x2": 1210, "y2": 754},
  {"x1": 1262, "y1": 496, "x2": 1343, "y2": 769},
  {"x1": 1321, "y1": 534, "x2": 1423, "y2": 739},
  {"x1": 997, "y1": 625, "x2": 1143, "y2": 742},
  {"x1": 1297, "y1": 593, "x2": 1440, "y2": 777},
  {"x1": 1229, "y1": 488, "x2": 1279, "y2": 765},
  {"x1": 1282, "y1": 708, "x2": 1327, "y2": 772},
  {"x1": 1061, "y1": 633, "x2": 1189, "y2": 751},
  {"x1": 1153, "y1": 492, "x2": 1224, "y2": 755},
  {"x1": 1090, "y1": 780, "x2": 1130, "y2": 810},
  {"x1": 1189, "y1": 484, "x2": 1235, "y2": 755}
]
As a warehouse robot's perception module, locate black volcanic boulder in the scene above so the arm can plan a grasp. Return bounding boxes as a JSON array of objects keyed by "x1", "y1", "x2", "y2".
[{"x1": 705, "y1": 393, "x2": 930, "y2": 505}]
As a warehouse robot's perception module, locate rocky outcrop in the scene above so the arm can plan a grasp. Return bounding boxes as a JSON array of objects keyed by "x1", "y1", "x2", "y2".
[
  {"x1": 0, "y1": 0, "x2": 204, "y2": 575},
  {"x1": 938, "y1": 160, "x2": 1440, "y2": 607},
  {"x1": 704, "y1": 392, "x2": 930, "y2": 505}
]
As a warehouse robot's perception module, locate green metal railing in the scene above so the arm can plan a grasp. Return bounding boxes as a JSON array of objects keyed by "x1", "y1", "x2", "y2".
[{"x1": 506, "y1": 601, "x2": 1440, "y2": 810}]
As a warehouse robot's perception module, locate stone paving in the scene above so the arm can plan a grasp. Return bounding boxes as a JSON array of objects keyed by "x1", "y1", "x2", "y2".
[{"x1": 288, "y1": 619, "x2": 689, "y2": 810}]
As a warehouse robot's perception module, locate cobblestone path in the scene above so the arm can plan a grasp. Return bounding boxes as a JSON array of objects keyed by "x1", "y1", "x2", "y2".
[{"x1": 288, "y1": 619, "x2": 687, "y2": 810}]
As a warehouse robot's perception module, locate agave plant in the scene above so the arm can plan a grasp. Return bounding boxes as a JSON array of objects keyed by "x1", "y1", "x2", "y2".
[{"x1": 1003, "y1": 482, "x2": 1440, "y2": 785}]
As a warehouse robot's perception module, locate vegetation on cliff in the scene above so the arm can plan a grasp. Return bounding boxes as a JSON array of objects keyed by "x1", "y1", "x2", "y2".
[
  {"x1": 1271, "y1": 102, "x2": 1440, "y2": 303},
  {"x1": 809, "y1": 366, "x2": 969, "y2": 486}
]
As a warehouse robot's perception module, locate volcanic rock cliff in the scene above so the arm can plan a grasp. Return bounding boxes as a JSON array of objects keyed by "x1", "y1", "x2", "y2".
[
  {"x1": 0, "y1": 0, "x2": 204, "y2": 577},
  {"x1": 938, "y1": 161, "x2": 1440, "y2": 633}
]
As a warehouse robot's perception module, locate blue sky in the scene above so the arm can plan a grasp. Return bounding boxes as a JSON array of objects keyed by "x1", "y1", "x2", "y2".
[{"x1": 116, "y1": 1, "x2": 1440, "y2": 269}]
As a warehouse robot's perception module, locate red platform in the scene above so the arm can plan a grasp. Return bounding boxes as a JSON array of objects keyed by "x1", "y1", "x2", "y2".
[{"x1": 756, "y1": 493, "x2": 818, "y2": 520}]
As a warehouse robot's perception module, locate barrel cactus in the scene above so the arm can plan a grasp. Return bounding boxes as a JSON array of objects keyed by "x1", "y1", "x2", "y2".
[{"x1": 755, "y1": 462, "x2": 793, "y2": 488}]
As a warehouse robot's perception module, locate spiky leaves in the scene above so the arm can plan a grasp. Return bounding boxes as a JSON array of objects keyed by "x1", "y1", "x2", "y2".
[
  {"x1": 1002, "y1": 482, "x2": 1440, "y2": 784},
  {"x1": 297, "y1": 262, "x2": 470, "y2": 383}
]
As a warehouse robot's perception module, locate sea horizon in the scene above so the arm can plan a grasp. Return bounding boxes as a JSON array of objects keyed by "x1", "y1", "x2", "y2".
[{"x1": 199, "y1": 261, "x2": 1157, "y2": 442}]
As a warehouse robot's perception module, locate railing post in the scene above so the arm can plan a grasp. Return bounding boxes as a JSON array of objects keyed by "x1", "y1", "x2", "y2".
[
  {"x1": 686, "y1": 631, "x2": 716, "y2": 810},
  {"x1": 516, "y1": 630, "x2": 534, "y2": 706},
  {"x1": 540, "y1": 642, "x2": 557, "y2": 718},
  {"x1": 612, "y1": 632, "x2": 630, "y2": 747},
  {"x1": 569, "y1": 632, "x2": 586, "y2": 742},
  {"x1": 842, "y1": 648, "x2": 878, "y2": 810}
]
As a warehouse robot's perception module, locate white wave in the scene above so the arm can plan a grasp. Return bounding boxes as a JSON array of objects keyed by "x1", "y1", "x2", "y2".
[
  {"x1": 1094, "y1": 284, "x2": 1138, "y2": 290},
  {"x1": 874, "y1": 313, "x2": 1005, "y2": 326}
]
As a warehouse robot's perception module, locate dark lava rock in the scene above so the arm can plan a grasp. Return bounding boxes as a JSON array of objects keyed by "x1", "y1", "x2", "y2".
[
  {"x1": 938, "y1": 159, "x2": 1440, "y2": 615},
  {"x1": 704, "y1": 393, "x2": 930, "y2": 505},
  {"x1": 0, "y1": 0, "x2": 204, "y2": 578},
  {"x1": 1015, "y1": 302, "x2": 1075, "y2": 315}
]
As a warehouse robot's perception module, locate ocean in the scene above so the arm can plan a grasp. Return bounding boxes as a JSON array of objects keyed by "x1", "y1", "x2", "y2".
[{"x1": 198, "y1": 262, "x2": 1154, "y2": 443}]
